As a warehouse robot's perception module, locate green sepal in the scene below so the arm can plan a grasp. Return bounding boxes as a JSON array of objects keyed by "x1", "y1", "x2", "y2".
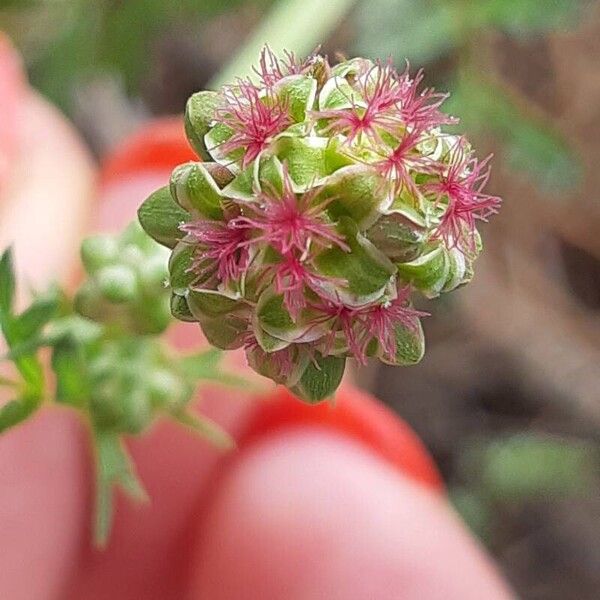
[
  {"x1": 170, "y1": 162, "x2": 223, "y2": 219},
  {"x1": 379, "y1": 320, "x2": 425, "y2": 366},
  {"x1": 273, "y1": 136, "x2": 331, "y2": 188},
  {"x1": 0, "y1": 247, "x2": 15, "y2": 324},
  {"x1": 322, "y1": 166, "x2": 387, "y2": 229},
  {"x1": 187, "y1": 289, "x2": 244, "y2": 318},
  {"x1": 366, "y1": 214, "x2": 424, "y2": 263},
  {"x1": 184, "y1": 91, "x2": 220, "y2": 160},
  {"x1": 397, "y1": 246, "x2": 450, "y2": 298},
  {"x1": 168, "y1": 242, "x2": 196, "y2": 294},
  {"x1": 138, "y1": 186, "x2": 189, "y2": 249},
  {"x1": 170, "y1": 293, "x2": 197, "y2": 322},
  {"x1": 274, "y1": 74, "x2": 318, "y2": 122},
  {"x1": 291, "y1": 353, "x2": 346, "y2": 403},
  {"x1": 314, "y1": 217, "x2": 396, "y2": 306},
  {"x1": 256, "y1": 291, "x2": 327, "y2": 344},
  {"x1": 318, "y1": 76, "x2": 361, "y2": 111}
]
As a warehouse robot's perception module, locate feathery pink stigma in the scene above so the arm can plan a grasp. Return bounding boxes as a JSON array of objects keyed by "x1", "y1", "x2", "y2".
[
  {"x1": 397, "y1": 66, "x2": 457, "y2": 130},
  {"x1": 312, "y1": 62, "x2": 406, "y2": 144},
  {"x1": 181, "y1": 219, "x2": 249, "y2": 287},
  {"x1": 216, "y1": 81, "x2": 291, "y2": 167},
  {"x1": 272, "y1": 253, "x2": 336, "y2": 320},
  {"x1": 253, "y1": 46, "x2": 303, "y2": 87},
  {"x1": 374, "y1": 128, "x2": 436, "y2": 195},
  {"x1": 360, "y1": 286, "x2": 428, "y2": 362},
  {"x1": 230, "y1": 168, "x2": 349, "y2": 256},
  {"x1": 311, "y1": 300, "x2": 368, "y2": 365},
  {"x1": 426, "y1": 142, "x2": 501, "y2": 252}
]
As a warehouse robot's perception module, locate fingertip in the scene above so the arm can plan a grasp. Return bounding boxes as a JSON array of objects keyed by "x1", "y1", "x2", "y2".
[{"x1": 188, "y1": 428, "x2": 512, "y2": 600}]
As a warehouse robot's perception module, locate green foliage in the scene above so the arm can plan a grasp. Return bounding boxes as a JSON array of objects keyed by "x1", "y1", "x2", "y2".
[
  {"x1": 448, "y1": 74, "x2": 582, "y2": 193},
  {"x1": 476, "y1": 434, "x2": 598, "y2": 500},
  {"x1": 2, "y1": 0, "x2": 254, "y2": 111},
  {"x1": 353, "y1": 0, "x2": 584, "y2": 195}
]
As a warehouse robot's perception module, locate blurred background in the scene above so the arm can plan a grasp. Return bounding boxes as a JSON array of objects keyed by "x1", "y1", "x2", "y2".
[{"x1": 2, "y1": 0, "x2": 599, "y2": 597}]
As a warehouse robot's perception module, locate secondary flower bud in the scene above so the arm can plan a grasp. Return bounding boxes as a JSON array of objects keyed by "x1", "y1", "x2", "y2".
[
  {"x1": 76, "y1": 222, "x2": 171, "y2": 335},
  {"x1": 139, "y1": 47, "x2": 501, "y2": 402}
]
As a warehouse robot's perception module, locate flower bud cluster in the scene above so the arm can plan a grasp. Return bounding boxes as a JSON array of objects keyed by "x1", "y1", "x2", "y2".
[{"x1": 139, "y1": 47, "x2": 501, "y2": 402}]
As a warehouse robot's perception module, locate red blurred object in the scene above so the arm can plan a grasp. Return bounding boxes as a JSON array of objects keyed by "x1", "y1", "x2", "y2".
[
  {"x1": 240, "y1": 386, "x2": 443, "y2": 492},
  {"x1": 100, "y1": 117, "x2": 197, "y2": 186}
]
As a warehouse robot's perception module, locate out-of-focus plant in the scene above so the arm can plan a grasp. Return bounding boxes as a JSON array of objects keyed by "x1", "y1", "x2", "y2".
[
  {"x1": 354, "y1": 0, "x2": 586, "y2": 193},
  {"x1": 451, "y1": 433, "x2": 599, "y2": 540},
  {"x1": 0, "y1": 0, "x2": 261, "y2": 111},
  {"x1": 0, "y1": 224, "x2": 242, "y2": 545}
]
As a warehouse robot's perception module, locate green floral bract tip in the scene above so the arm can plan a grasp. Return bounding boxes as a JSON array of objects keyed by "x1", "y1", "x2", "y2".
[{"x1": 139, "y1": 47, "x2": 501, "y2": 403}]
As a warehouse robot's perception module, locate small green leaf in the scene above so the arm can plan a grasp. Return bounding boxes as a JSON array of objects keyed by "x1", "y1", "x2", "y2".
[
  {"x1": 0, "y1": 391, "x2": 41, "y2": 434},
  {"x1": 291, "y1": 353, "x2": 346, "y2": 403},
  {"x1": 138, "y1": 186, "x2": 189, "y2": 249},
  {"x1": 14, "y1": 292, "x2": 59, "y2": 341},
  {"x1": 185, "y1": 91, "x2": 220, "y2": 160},
  {"x1": 0, "y1": 247, "x2": 16, "y2": 326},
  {"x1": 93, "y1": 431, "x2": 148, "y2": 547},
  {"x1": 173, "y1": 410, "x2": 235, "y2": 450},
  {"x1": 170, "y1": 162, "x2": 223, "y2": 219},
  {"x1": 52, "y1": 338, "x2": 89, "y2": 407}
]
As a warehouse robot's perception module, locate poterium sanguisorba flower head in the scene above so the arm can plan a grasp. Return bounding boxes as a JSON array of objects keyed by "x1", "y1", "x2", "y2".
[{"x1": 138, "y1": 46, "x2": 502, "y2": 403}]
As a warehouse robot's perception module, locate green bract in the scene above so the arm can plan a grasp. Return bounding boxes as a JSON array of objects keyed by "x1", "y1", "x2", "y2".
[{"x1": 139, "y1": 47, "x2": 500, "y2": 403}]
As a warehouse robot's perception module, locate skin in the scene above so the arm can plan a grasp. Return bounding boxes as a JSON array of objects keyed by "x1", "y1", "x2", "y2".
[{"x1": 0, "y1": 39, "x2": 514, "y2": 600}]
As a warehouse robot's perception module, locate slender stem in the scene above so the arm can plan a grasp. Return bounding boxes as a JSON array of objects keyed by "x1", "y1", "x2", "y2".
[{"x1": 209, "y1": 0, "x2": 357, "y2": 88}]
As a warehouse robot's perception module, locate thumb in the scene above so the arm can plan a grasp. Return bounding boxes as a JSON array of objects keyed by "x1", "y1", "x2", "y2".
[{"x1": 189, "y1": 428, "x2": 513, "y2": 600}]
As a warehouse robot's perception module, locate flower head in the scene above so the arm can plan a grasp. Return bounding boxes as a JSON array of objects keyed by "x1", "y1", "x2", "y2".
[{"x1": 141, "y1": 46, "x2": 502, "y2": 402}]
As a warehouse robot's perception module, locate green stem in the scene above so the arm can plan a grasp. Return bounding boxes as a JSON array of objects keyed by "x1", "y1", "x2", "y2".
[{"x1": 208, "y1": 0, "x2": 357, "y2": 88}]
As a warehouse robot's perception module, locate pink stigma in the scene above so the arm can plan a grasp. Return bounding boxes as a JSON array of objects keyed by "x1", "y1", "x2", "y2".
[
  {"x1": 216, "y1": 80, "x2": 291, "y2": 167},
  {"x1": 181, "y1": 219, "x2": 249, "y2": 287},
  {"x1": 426, "y1": 141, "x2": 501, "y2": 253}
]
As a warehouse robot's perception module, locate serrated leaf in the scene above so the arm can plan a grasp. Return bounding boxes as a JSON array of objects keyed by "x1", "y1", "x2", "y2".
[
  {"x1": 173, "y1": 410, "x2": 235, "y2": 450},
  {"x1": 52, "y1": 338, "x2": 89, "y2": 407},
  {"x1": 93, "y1": 431, "x2": 148, "y2": 547},
  {"x1": 14, "y1": 293, "x2": 59, "y2": 341},
  {"x1": 0, "y1": 247, "x2": 16, "y2": 326},
  {"x1": 138, "y1": 186, "x2": 189, "y2": 249},
  {"x1": 0, "y1": 391, "x2": 41, "y2": 434}
]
